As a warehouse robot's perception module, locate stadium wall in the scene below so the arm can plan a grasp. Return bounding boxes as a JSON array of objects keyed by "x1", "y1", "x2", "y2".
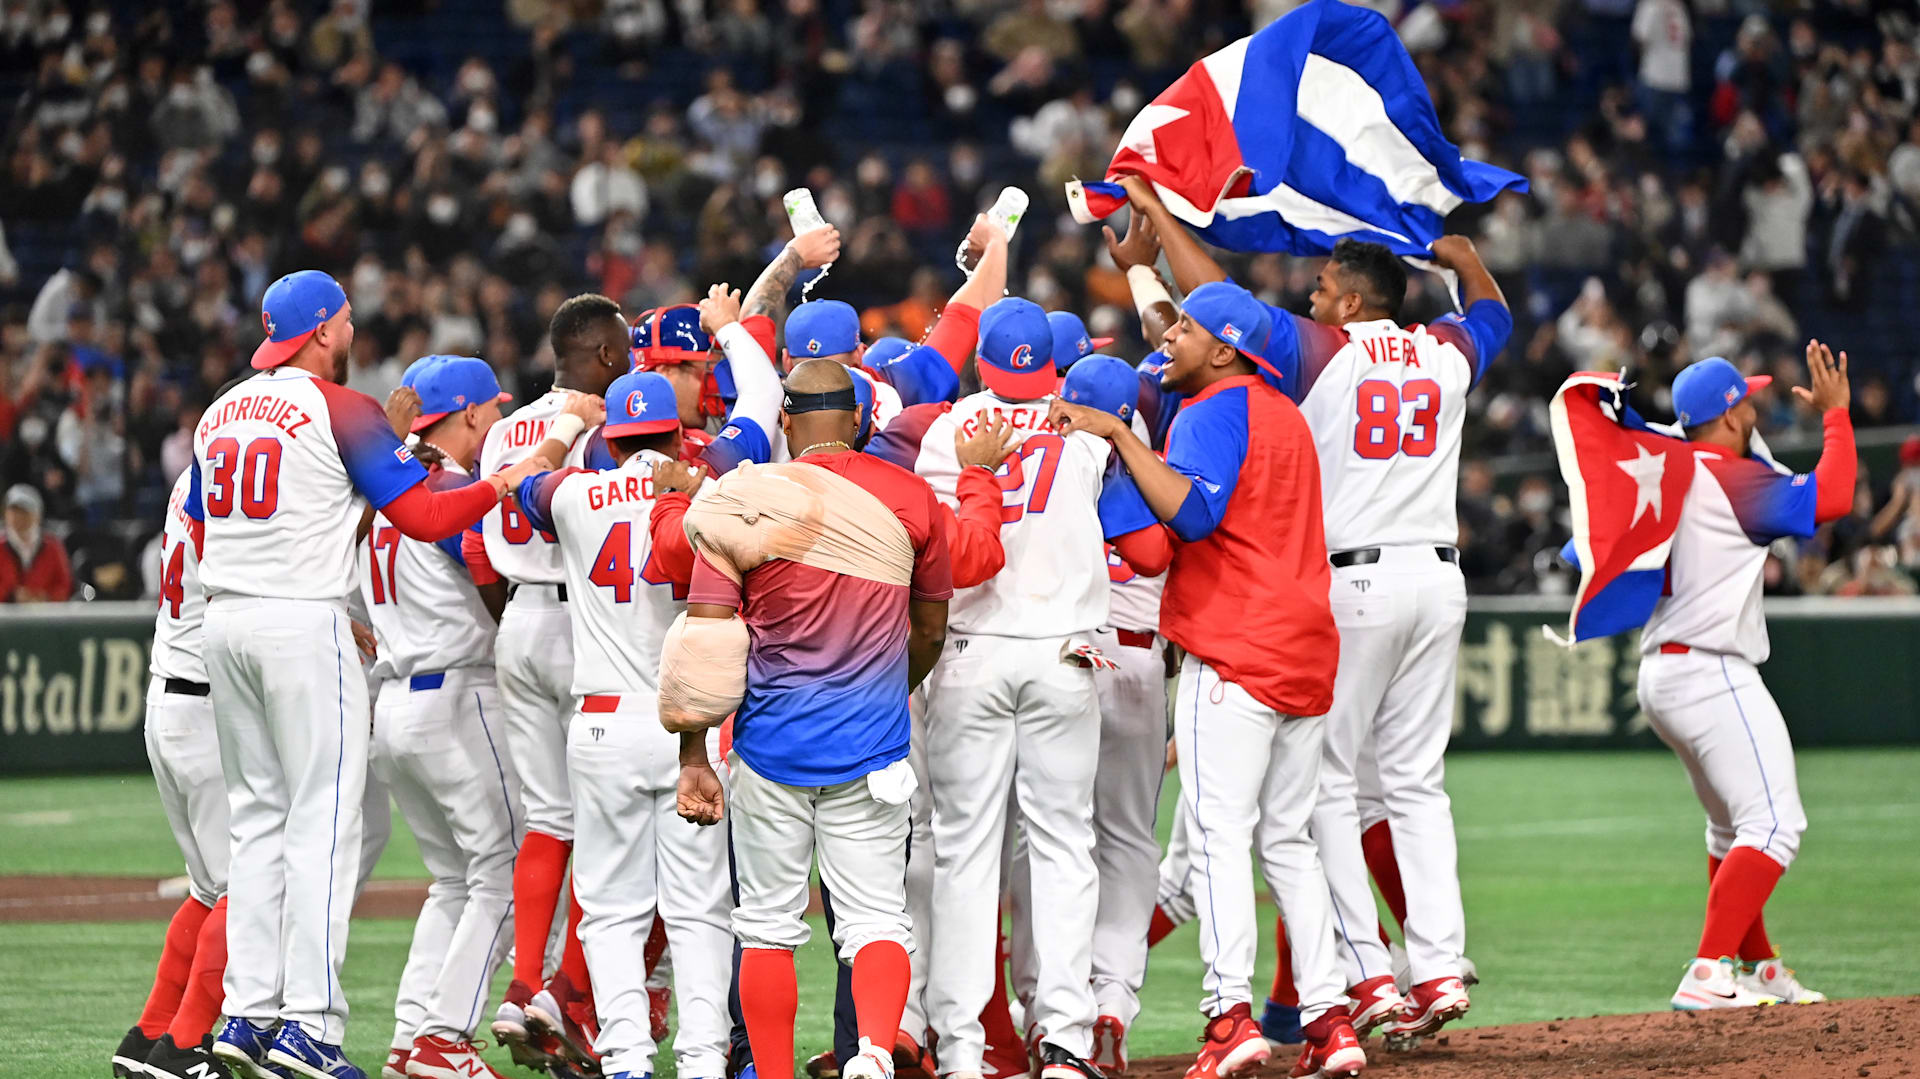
[{"x1": 1, "y1": 598, "x2": 1916, "y2": 773}]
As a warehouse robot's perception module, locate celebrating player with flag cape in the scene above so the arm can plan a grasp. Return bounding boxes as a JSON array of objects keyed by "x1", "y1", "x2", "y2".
[
  {"x1": 1546, "y1": 371, "x2": 1697, "y2": 644},
  {"x1": 1067, "y1": 0, "x2": 1525, "y2": 262}
]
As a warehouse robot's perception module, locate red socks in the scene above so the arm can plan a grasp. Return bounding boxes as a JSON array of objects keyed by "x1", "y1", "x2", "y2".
[
  {"x1": 1708, "y1": 854, "x2": 1777, "y2": 961},
  {"x1": 138, "y1": 896, "x2": 213, "y2": 1037},
  {"x1": 1360, "y1": 821, "x2": 1409, "y2": 931},
  {"x1": 851, "y1": 941, "x2": 911, "y2": 1050},
  {"x1": 979, "y1": 919, "x2": 1023, "y2": 1071},
  {"x1": 511, "y1": 832, "x2": 573, "y2": 987},
  {"x1": 1698, "y1": 847, "x2": 1785, "y2": 960},
  {"x1": 1147, "y1": 905, "x2": 1177, "y2": 948},
  {"x1": 740, "y1": 948, "x2": 798, "y2": 1079},
  {"x1": 560, "y1": 877, "x2": 594, "y2": 1006},
  {"x1": 1270, "y1": 914, "x2": 1298, "y2": 1006},
  {"x1": 168, "y1": 897, "x2": 228, "y2": 1044}
]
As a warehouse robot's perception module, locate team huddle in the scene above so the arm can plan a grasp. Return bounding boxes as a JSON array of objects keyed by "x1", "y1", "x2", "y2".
[{"x1": 112, "y1": 179, "x2": 1851, "y2": 1079}]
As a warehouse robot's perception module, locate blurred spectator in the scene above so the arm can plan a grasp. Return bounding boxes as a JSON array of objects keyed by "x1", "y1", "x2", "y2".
[
  {"x1": 1632, "y1": 0, "x2": 1693, "y2": 153},
  {"x1": 1, "y1": 484, "x2": 72, "y2": 603}
]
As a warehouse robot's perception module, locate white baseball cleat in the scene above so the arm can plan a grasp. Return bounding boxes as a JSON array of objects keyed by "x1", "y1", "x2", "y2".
[
  {"x1": 1670, "y1": 957, "x2": 1781, "y2": 1010},
  {"x1": 839, "y1": 1039, "x2": 896, "y2": 1079},
  {"x1": 1738, "y1": 957, "x2": 1826, "y2": 1003}
]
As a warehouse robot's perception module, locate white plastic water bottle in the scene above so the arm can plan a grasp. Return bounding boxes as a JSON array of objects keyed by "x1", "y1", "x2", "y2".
[
  {"x1": 956, "y1": 186, "x2": 1030, "y2": 274},
  {"x1": 783, "y1": 188, "x2": 832, "y2": 298}
]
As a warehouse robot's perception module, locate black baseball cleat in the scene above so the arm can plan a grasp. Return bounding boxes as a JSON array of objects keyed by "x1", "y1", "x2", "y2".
[
  {"x1": 115, "y1": 1027, "x2": 160, "y2": 1079},
  {"x1": 145, "y1": 1034, "x2": 236, "y2": 1079},
  {"x1": 1038, "y1": 1043, "x2": 1105, "y2": 1079}
]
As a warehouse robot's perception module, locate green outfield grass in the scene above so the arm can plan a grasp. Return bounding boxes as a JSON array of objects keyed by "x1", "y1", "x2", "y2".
[{"x1": 4, "y1": 748, "x2": 1917, "y2": 1079}]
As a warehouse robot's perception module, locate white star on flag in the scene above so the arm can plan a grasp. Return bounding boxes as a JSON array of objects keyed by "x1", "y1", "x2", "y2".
[{"x1": 1615, "y1": 444, "x2": 1666, "y2": 527}]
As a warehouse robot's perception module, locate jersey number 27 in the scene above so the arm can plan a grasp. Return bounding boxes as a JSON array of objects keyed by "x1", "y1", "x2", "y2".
[
  {"x1": 993, "y1": 433, "x2": 1064, "y2": 523},
  {"x1": 1353, "y1": 379, "x2": 1441, "y2": 460}
]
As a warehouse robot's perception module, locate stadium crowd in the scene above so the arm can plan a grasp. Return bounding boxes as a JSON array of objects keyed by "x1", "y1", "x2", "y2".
[{"x1": 4, "y1": 0, "x2": 1920, "y2": 604}]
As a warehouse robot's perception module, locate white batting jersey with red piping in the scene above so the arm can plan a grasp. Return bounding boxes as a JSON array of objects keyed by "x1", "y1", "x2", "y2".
[
  {"x1": 150, "y1": 468, "x2": 208, "y2": 683},
  {"x1": 870, "y1": 391, "x2": 1114, "y2": 638},
  {"x1": 1292, "y1": 319, "x2": 1476, "y2": 552},
  {"x1": 358, "y1": 461, "x2": 498, "y2": 679},
  {"x1": 519, "y1": 453, "x2": 693, "y2": 756},
  {"x1": 476, "y1": 390, "x2": 604, "y2": 584},
  {"x1": 189, "y1": 367, "x2": 427, "y2": 601}
]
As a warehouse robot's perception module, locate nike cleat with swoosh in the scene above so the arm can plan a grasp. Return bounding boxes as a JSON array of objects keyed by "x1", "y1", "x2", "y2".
[{"x1": 1670, "y1": 957, "x2": 1781, "y2": 1010}]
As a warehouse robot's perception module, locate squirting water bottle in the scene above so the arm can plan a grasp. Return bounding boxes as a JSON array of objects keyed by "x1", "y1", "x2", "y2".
[
  {"x1": 956, "y1": 186, "x2": 1030, "y2": 274},
  {"x1": 783, "y1": 188, "x2": 832, "y2": 298}
]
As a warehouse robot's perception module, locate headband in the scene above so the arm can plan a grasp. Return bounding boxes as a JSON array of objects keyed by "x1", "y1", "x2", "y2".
[{"x1": 782, "y1": 385, "x2": 857, "y2": 414}]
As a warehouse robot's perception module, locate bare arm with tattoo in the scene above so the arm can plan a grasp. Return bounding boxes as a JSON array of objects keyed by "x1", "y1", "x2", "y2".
[{"x1": 742, "y1": 226, "x2": 843, "y2": 322}]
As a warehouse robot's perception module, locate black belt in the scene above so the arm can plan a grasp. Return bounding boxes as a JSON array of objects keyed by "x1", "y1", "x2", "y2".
[
  {"x1": 164, "y1": 678, "x2": 211, "y2": 697},
  {"x1": 508, "y1": 583, "x2": 568, "y2": 602},
  {"x1": 1330, "y1": 546, "x2": 1459, "y2": 569}
]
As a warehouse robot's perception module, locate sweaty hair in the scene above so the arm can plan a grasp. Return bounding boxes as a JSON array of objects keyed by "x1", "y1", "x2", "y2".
[
  {"x1": 548, "y1": 293, "x2": 624, "y2": 357},
  {"x1": 1330, "y1": 239, "x2": 1407, "y2": 319}
]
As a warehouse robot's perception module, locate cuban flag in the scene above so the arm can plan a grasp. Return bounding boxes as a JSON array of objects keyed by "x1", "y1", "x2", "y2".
[
  {"x1": 1547, "y1": 372, "x2": 1697, "y2": 643},
  {"x1": 1066, "y1": 0, "x2": 1524, "y2": 260}
]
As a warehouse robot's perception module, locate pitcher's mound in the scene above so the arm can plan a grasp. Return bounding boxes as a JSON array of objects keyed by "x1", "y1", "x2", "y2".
[{"x1": 1128, "y1": 997, "x2": 1919, "y2": 1079}]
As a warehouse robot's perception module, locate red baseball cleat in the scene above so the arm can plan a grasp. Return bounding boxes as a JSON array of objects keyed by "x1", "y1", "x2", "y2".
[
  {"x1": 1183, "y1": 1003, "x2": 1270, "y2": 1079},
  {"x1": 892, "y1": 1032, "x2": 935, "y2": 1079},
  {"x1": 1381, "y1": 977, "x2": 1469, "y2": 1052},
  {"x1": 1288, "y1": 1010, "x2": 1364, "y2": 1079},
  {"x1": 1343, "y1": 976, "x2": 1407, "y2": 1038},
  {"x1": 1088, "y1": 1015, "x2": 1127, "y2": 1074},
  {"x1": 407, "y1": 1036, "x2": 507, "y2": 1079}
]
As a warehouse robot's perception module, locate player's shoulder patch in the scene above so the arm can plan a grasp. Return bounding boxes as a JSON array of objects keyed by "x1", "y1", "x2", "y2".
[{"x1": 393, "y1": 443, "x2": 415, "y2": 464}]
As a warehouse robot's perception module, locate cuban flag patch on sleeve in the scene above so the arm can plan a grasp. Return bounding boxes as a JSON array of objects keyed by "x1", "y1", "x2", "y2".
[{"x1": 394, "y1": 444, "x2": 416, "y2": 464}]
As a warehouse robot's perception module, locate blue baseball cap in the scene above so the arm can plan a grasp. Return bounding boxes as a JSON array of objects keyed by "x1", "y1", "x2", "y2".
[
  {"x1": 871, "y1": 343, "x2": 959, "y2": 407},
  {"x1": 1672, "y1": 356, "x2": 1771, "y2": 428},
  {"x1": 400, "y1": 354, "x2": 446, "y2": 388},
  {"x1": 252, "y1": 270, "x2": 349, "y2": 369},
  {"x1": 863, "y1": 336, "x2": 915, "y2": 369},
  {"x1": 410, "y1": 356, "x2": 512, "y2": 433},
  {"x1": 636, "y1": 304, "x2": 711, "y2": 367},
  {"x1": 1047, "y1": 311, "x2": 1114, "y2": 374},
  {"x1": 978, "y1": 297, "x2": 1055, "y2": 399},
  {"x1": 603, "y1": 371, "x2": 682, "y2": 438},
  {"x1": 1180, "y1": 281, "x2": 1272, "y2": 368},
  {"x1": 785, "y1": 300, "x2": 861, "y2": 360},
  {"x1": 1060, "y1": 355, "x2": 1139, "y2": 423},
  {"x1": 850, "y1": 369, "x2": 875, "y2": 444}
]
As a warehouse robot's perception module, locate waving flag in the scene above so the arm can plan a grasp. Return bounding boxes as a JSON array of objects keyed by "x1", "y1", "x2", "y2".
[
  {"x1": 1066, "y1": 0, "x2": 1525, "y2": 260},
  {"x1": 1548, "y1": 372, "x2": 1698, "y2": 643}
]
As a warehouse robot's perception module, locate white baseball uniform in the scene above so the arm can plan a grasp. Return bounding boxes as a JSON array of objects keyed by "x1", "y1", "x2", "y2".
[
  {"x1": 1637, "y1": 444, "x2": 1826, "y2": 870},
  {"x1": 477, "y1": 392, "x2": 604, "y2": 844},
  {"x1": 1273, "y1": 306, "x2": 1506, "y2": 989},
  {"x1": 148, "y1": 468, "x2": 228, "y2": 909},
  {"x1": 867, "y1": 392, "x2": 1156, "y2": 1069},
  {"x1": 190, "y1": 366, "x2": 435, "y2": 1042},
  {"x1": 519, "y1": 453, "x2": 732, "y2": 1079},
  {"x1": 358, "y1": 459, "x2": 521, "y2": 1050}
]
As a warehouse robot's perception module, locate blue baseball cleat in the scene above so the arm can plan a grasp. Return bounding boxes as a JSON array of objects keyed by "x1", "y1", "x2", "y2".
[
  {"x1": 1259, "y1": 998, "x2": 1303, "y2": 1046},
  {"x1": 266, "y1": 1023, "x2": 365, "y2": 1079},
  {"x1": 213, "y1": 1018, "x2": 280, "y2": 1079}
]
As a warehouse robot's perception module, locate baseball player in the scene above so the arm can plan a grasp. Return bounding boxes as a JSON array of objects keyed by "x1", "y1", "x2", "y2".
[
  {"x1": 1048, "y1": 356, "x2": 1168, "y2": 1074},
  {"x1": 1114, "y1": 178, "x2": 1512, "y2": 1045},
  {"x1": 666, "y1": 359, "x2": 954, "y2": 1079},
  {"x1": 1046, "y1": 312, "x2": 1113, "y2": 377},
  {"x1": 116, "y1": 466, "x2": 233, "y2": 1079},
  {"x1": 362, "y1": 357, "x2": 599, "y2": 1079},
  {"x1": 513, "y1": 370, "x2": 737, "y2": 1079},
  {"x1": 480, "y1": 294, "x2": 632, "y2": 1071},
  {"x1": 1049, "y1": 280, "x2": 1362, "y2": 1079},
  {"x1": 867, "y1": 293, "x2": 1165, "y2": 1079},
  {"x1": 1640, "y1": 347, "x2": 1851, "y2": 1008},
  {"x1": 191, "y1": 271, "x2": 553, "y2": 1079}
]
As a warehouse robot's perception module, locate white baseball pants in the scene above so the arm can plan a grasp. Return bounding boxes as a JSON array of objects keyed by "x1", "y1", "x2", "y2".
[
  {"x1": 1638, "y1": 652, "x2": 1807, "y2": 867},
  {"x1": 205, "y1": 597, "x2": 367, "y2": 1043},
  {"x1": 568, "y1": 709, "x2": 732, "y2": 1078},
  {"x1": 496, "y1": 589, "x2": 576, "y2": 841},
  {"x1": 926, "y1": 632, "x2": 1100, "y2": 1069},
  {"x1": 1088, "y1": 628, "x2": 1168, "y2": 1027},
  {"x1": 1312, "y1": 549, "x2": 1468, "y2": 987},
  {"x1": 1174, "y1": 653, "x2": 1343, "y2": 1023},
  {"x1": 902, "y1": 688, "x2": 936, "y2": 1043},
  {"x1": 1155, "y1": 795, "x2": 1196, "y2": 928},
  {"x1": 146, "y1": 677, "x2": 230, "y2": 907},
  {"x1": 372, "y1": 669, "x2": 520, "y2": 1047}
]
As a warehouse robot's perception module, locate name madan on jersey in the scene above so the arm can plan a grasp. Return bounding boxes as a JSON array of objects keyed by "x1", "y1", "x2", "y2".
[{"x1": 196, "y1": 393, "x2": 316, "y2": 443}]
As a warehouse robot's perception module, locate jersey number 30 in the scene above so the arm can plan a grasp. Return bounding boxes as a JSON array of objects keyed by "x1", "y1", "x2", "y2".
[
  {"x1": 205, "y1": 436, "x2": 282, "y2": 518},
  {"x1": 1353, "y1": 379, "x2": 1441, "y2": 460}
]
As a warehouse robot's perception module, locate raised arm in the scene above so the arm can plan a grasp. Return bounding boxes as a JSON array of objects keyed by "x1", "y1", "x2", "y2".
[
  {"x1": 742, "y1": 226, "x2": 843, "y2": 323},
  {"x1": 1117, "y1": 174, "x2": 1229, "y2": 294},
  {"x1": 702, "y1": 283, "x2": 780, "y2": 435}
]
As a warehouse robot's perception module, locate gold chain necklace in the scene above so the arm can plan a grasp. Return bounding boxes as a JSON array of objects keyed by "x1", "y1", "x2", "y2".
[{"x1": 797, "y1": 440, "x2": 851, "y2": 456}]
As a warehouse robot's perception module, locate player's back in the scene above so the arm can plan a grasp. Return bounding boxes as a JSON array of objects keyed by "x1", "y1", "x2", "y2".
[
  {"x1": 1295, "y1": 319, "x2": 1475, "y2": 552},
  {"x1": 914, "y1": 391, "x2": 1112, "y2": 637},
  {"x1": 545, "y1": 454, "x2": 689, "y2": 703},
  {"x1": 359, "y1": 465, "x2": 497, "y2": 679},
  {"x1": 151, "y1": 468, "x2": 207, "y2": 682},
  {"x1": 193, "y1": 368, "x2": 422, "y2": 601},
  {"x1": 478, "y1": 390, "x2": 596, "y2": 584}
]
